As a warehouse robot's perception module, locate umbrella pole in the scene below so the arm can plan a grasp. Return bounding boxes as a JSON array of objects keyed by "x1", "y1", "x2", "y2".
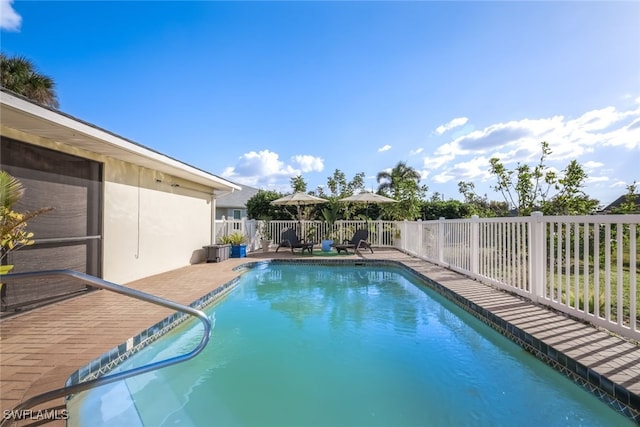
[{"x1": 297, "y1": 204, "x2": 304, "y2": 240}]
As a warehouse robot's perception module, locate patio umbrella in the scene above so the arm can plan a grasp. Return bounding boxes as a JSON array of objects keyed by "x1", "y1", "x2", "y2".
[
  {"x1": 271, "y1": 192, "x2": 328, "y2": 238},
  {"x1": 271, "y1": 192, "x2": 329, "y2": 207},
  {"x1": 339, "y1": 192, "x2": 397, "y2": 219},
  {"x1": 339, "y1": 192, "x2": 397, "y2": 204}
]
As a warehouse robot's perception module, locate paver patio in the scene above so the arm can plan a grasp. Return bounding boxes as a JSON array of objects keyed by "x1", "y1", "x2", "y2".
[{"x1": 1, "y1": 248, "x2": 638, "y2": 426}]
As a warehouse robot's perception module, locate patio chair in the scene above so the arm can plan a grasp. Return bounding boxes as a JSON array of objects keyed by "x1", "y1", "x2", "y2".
[
  {"x1": 275, "y1": 228, "x2": 314, "y2": 254},
  {"x1": 333, "y1": 229, "x2": 374, "y2": 255}
]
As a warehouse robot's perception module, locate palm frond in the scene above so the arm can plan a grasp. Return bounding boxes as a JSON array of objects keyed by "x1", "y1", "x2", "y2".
[{"x1": 0, "y1": 171, "x2": 25, "y2": 210}]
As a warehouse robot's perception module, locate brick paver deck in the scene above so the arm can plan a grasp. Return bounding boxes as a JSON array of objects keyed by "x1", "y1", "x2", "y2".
[{"x1": 1, "y1": 248, "x2": 638, "y2": 425}]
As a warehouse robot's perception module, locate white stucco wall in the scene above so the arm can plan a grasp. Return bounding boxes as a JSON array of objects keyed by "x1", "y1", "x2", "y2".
[{"x1": 103, "y1": 160, "x2": 213, "y2": 284}]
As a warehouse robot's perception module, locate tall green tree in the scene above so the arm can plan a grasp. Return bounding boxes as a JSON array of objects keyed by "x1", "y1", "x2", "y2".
[
  {"x1": 315, "y1": 169, "x2": 366, "y2": 220},
  {"x1": 287, "y1": 175, "x2": 317, "y2": 221},
  {"x1": 620, "y1": 181, "x2": 638, "y2": 214},
  {"x1": 489, "y1": 141, "x2": 555, "y2": 215},
  {"x1": 376, "y1": 161, "x2": 427, "y2": 220},
  {"x1": 245, "y1": 190, "x2": 286, "y2": 220},
  {"x1": 0, "y1": 53, "x2": 59, "y2": 108},
  {"x1": 542, "y1": 160, "x2": 599, "y2": 215},
  {"x1": 488, "y1": 141, "x2": 598, "y2": 216},
  {"x1": 290, "y1": 175, "x2": 307, "y2": 193},
  {"x1": 323, "y1": 169, "x2": 365, "y2": 198},
  {"x1": 610, "y1": 181, "x2": 639, "y2": 214}
]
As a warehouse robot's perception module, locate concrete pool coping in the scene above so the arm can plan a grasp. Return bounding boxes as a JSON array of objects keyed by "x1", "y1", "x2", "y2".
[{"x1": 1, "y1": 248, "x2": 639, "y2": 425}]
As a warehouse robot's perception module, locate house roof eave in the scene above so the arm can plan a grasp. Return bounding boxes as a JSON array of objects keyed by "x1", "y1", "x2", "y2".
[{"x1": 0, "y1": 89, "x2": 240, "y2": 192}]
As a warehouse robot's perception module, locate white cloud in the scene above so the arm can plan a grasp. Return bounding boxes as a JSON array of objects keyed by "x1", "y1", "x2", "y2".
[
  {"x1": 292, "y1": 154, "x2": 324, "y2": 173},
  {"x1": 409, "y1": 148, "x2": 423, "y2": 156},
  {"x1": 452, "y1": 157, "x2": 495, "y2": 181},
  {"x1": 0, "y1": 0, "x2": 21, "y2": 31},
  {"x1": 221, "y1": 149, "x2": 304, "y2": 187},
  {"x1": 586, "y1": 176, "x2": 609, "y2": 184},
  {"x1": 432, "y1": 156, "x2": 494, "y2": 185},
  {"x1": 430, "y1": 101, "x2": 640, "y2": 174},
  {"x1": 378, "y1": 144, "x2": 392, "y2": 152},
  {"x1": 610, "y1": 180, "x2": 630, "y2": 188},
  {"x1": 453, "y1": 117, "x2": 562, "y2": 154},
  {"x1": 221, "y1": 150, "x2": 324, "y2": 188},
  {"x1": 558, "y1": 102, "x2": 640, "y2": 151},
  {"x1": 435, "y1": 117, "x2": 468, "y2": 135},
  {"x1": 431, "y1": 170, "x2": 456, "y2": 184},
  {"x1": 583, "y1": 161, "x2": 604, "y2": 169},
  {"x1": 571, "y1": 106, "x2": 628, "y2": 132},
  {"x1": 422, "y1": 154, "x2": 455, "y2": 170},
  {"x1": 584, "y1": 161, "x2": 604, "y2": 168}
]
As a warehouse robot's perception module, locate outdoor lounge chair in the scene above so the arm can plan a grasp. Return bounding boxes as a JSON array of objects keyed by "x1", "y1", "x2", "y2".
[
  {"x1": 275, "y1": 228, "x2": 314, "y2": 254},
  {"x1": 333, "y1": 229, "x2": 374, "y2": 254}
]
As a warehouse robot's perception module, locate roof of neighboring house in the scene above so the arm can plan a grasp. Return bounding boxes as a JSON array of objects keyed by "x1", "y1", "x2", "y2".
[
  {"x1": 0, "y1": 88, "x2": 241, "y2": 192},
  {"x1": 601, "y1": 193, "x2": 640, "y2": 213},
  {"x1": 216, "y1": 184, "x2": 260, "y2": 208}
]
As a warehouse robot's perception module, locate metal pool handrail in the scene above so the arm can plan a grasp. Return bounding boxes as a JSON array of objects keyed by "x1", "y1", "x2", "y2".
[{"x1": 0, "y1": 269, "x2": 212, "y2": 427}]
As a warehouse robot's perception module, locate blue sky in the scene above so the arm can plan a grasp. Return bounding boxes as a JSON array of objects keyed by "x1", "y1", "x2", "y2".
[{"x1": 2, "y1": 1, "x2": 639, "y2": 207}]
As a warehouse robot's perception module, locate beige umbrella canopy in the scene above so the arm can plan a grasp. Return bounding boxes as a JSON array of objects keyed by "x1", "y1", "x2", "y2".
[
  {"x1": 339, "y1": 192, "x2": 397, "y2": 204},
  {"x1": 271, "y1": 192, "x2": 329, "y2": 206},
  {"x1": 339, "y1": 192, "x2": 397, "y2": 219},
  {"x1": 271, "y1": 192, "x2": 329, "y2": 232}
]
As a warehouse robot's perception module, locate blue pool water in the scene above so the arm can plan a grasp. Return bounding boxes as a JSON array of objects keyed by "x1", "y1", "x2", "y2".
[{"x1": 69, "y1": 263, "x2": 633, "y2": 426}]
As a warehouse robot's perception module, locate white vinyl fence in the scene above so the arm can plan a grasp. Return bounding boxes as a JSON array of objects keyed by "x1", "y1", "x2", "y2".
[
  {"x1": 214, "y1": 219, "x2": 398, "y2": 251},
  {"x1": 215, "y1": 214, "x2": 639, "y2": 342},
  {"x1": 396, "y1": 213, "x2": 640, "y2": 342}
]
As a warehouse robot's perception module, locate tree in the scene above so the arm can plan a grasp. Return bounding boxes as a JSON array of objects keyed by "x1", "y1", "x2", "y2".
[
  {"x1": 316, "y1": 169, "x2": 366, "y2": 198},
  {"x1": 245, "y1": 190, "x2": 286, "y2": 220},
  {"x1": 488, "y1": 141, "x2": 598, "y2": 216},
  {"x1": 315, "y1": 169, "x2": 366, "y2": 220},
  {"x1": 376, "y1": 161, "x2": 421, "y2": 196},
  {"x1": 457, "y1": 181, "x2": 509, "y2": 217},
  {"x1": 290, "y1": 175, "x2": 307, "y2": 193},
  {"x1": 0, "y1": 53, "x2": 59, "y2": 108},
  {"x1": 421, "y1": 199, "x2": 471, "y2": 220},
  {"x1": 489, "y1": 141, "x2": 555, "y2": 215},
  {"x1": 376, "y1": 161, "x2": 427, "y2": 220},
  {"x1": 542, "y1": 160, "x2": 599, "y2": 215},
  {"x1": 611, "y1": 181, "x2": 639, "y2": 214}
]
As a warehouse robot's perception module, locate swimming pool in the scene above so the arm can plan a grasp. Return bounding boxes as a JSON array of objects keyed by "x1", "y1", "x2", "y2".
[{"x1": 68, "y1": 262, "x2": 634, "y2": 426}]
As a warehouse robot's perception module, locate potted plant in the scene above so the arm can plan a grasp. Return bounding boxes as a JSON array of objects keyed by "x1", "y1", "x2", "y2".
[
  {"x1": 1, "y1": 171, "x2": 53, "y2": 308},
  {"x1": 321, "y1": 204, "x2": 339, "y2": 252},
  {"x1": 259, "y1": 220, "x2": 272, "y2": 253},
  {"x1": 225, "y1": 232, "x2": 248, "y2": 258}
]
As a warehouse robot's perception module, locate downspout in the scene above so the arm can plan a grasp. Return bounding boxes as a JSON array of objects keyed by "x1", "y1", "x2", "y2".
[{"x1": 211, "y1": 194, "x2": 216, "y2": 245}]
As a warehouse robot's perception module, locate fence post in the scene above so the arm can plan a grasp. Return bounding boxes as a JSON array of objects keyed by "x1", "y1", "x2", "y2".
[
  {"x1": 438, "y1": 217, "x2": 445, "y2": 265},
  {"x1": 221, "y1": 216, "x2": 227, "y2": 239},
  {"x1": 402, "y1": 220, "x2": 408, "y2": 251},
  {"x1": 417, "y1": 220, "x2": 423, "y2": 257},
  {"x1": 471, "y1": 215, "x2": 479, "y2": 277},
  {"x1": 530, "y1": 211, "x2": 544, "y2": 302}
]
